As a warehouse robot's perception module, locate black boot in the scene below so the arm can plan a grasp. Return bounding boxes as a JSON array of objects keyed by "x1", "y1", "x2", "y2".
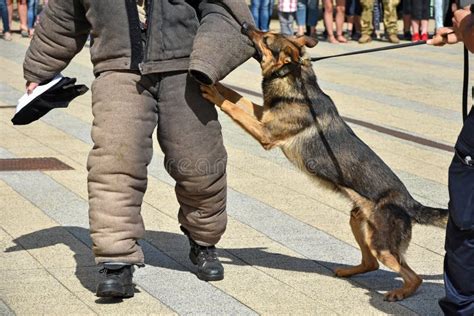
[
  {"x1": 181, "y1": 227, "x2": 224, "y2": 281},
  {"x1": 96, "y1": 265, "x2": 135, "y2": 298}
]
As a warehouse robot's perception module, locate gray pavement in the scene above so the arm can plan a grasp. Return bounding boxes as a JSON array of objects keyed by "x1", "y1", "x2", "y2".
[{"x1": 0, "y1": 22, "x2": 465, "y2": 315}]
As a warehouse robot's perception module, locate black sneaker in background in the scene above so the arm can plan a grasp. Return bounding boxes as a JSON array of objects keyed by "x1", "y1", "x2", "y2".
[
  {"x1": 403, "y1": 31, "x2": 412, "y2": 41},
  {"x1": 351, "y1": 31, "x2": 362, "y2": 41},
  {"x1": 96, "y1": 265, "x2": 135, "y2": 298}
]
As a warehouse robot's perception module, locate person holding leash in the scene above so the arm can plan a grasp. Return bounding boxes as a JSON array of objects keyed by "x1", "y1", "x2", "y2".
[
  {"x1": 23, "y1": 0, "x2": 255, "y2": 298},
  {"x1": 428, "y1": 6, "x2": 474, "y2": 315}
]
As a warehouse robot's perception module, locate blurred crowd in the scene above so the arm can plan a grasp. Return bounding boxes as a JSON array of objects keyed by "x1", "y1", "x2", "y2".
[
  {"x1": 0, "y1": 0, "x2": 448, "y2": 44},
  {"x1": 251, "y1": 0, "x2": 451, "y2": 44},
  {"x1": 0, "y1": 0, "x2": 46, "y2": 41}
]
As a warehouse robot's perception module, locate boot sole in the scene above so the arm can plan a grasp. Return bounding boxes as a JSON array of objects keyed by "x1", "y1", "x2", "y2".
[
  {"x1": 197, "y1": 271, "x2": 224, "y2": 282},
  {"x1": 96, "y1": 284, "x2": 134, "y2": 298}
]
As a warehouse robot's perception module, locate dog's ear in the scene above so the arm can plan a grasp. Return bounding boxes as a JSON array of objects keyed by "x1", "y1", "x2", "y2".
[
  {"x1": 282, "y1": 45, "x2": 299, "y2": 64},
  {"x1": 292, "y1": 35, "x2": 318, "y2": 48}
]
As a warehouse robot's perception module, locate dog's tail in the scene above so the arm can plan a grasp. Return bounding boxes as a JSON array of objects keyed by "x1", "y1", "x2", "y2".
[{"x1": 410, "y1": 203, "x2": 449, "y2": 227}]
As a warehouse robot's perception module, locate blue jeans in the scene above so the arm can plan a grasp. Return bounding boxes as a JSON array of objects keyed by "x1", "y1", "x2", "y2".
[
  {"x1": 268, "y1": 0, "x2": 275, "y2": 30},
  {"x1": 0, "y1": 0, "x2": 9, "y2": 33},
  {"x1": 27, "y1": 0, "x2": 38, "y2": 29},
  {"x1": 251, "y1": 0, "x2": 271, "y2": 31},
  {"x1": 279, "y1": 11, "x2": 296, "y2": 35},
  {"x1": 434, "y1": 0, "x2": 447, "y2": 30},
  {"x1": 307, "y1": 0, "x2": 319, "y2": 26},
  {"x1": 373, "y1": 0, "x2": 381, "y2": 31},
  {"x1": 296, "y1": 0, "x2": 307, "y2": 26}
]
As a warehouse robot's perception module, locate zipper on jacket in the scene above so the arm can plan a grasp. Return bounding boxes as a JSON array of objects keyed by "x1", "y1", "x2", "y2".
[
  {"x1": 138, "y1": 0, "x2": 153, "y2": 73},
  {"x1": 125, "y1": 0, "x2": 144, "y2": 71}
]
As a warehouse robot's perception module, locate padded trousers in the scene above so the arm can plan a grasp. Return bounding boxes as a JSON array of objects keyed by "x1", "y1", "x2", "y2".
[{"x1": 87, "y1": 71, "x2": 228, "y2": 264}]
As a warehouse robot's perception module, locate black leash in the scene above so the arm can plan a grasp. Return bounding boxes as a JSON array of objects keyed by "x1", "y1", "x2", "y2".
[
  {"x1": 462, "y1": 45, "x2": 470, "y2": 121},
  {"x1": 212, "y1": 1, "x2": 470, "y2": 122},
  {"x1": 311, "y1": 40, "x2": 427, "y2": 62},
  {"x1": 311, "y1": 37, "x2": 470, "y2": 122}
]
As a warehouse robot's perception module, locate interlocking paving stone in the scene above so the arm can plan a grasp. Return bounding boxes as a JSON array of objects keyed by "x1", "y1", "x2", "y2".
[
  {"x1": 147, "y1": 157, "x2": 443, "y2": 315},
  {"x1": 0, "y1": 83, "x2": 22, "y2": 107},
  {"x1": 0, "y1": 169, "x2": 256, "y2": 315},
  {"x1": 0, "y1": 299, "x2": 15, "y2": 316},
  {"x1": 1, "y1": 89, "x2": 448, "y2": 314},
  {"x1": 41, "y1": 110, "x2": 93, "y2": 145}
]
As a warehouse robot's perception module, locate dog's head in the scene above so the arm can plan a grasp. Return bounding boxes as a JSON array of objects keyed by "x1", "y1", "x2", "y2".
[{"x1": 242, "y1": 23, "x2": 318, "y2": 78}]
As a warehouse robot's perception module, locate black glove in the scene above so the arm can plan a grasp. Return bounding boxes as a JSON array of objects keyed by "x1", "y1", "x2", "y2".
[{"x1": 12, "y1": 77, "x2": 89, "y2": 125}]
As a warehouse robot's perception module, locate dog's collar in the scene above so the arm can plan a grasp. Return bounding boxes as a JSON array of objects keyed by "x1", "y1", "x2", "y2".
[{"x1": 269, "y1": 58, "x2": 305, "y2": 79}]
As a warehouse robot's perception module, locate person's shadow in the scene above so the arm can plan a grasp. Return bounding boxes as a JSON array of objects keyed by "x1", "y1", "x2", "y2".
[{"x1": 4, "y1": 226, "x2": 444, "y2": 312}]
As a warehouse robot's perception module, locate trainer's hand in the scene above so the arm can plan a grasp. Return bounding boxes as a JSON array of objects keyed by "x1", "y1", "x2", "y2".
[
  {"x1": 428, "y1": 7, "x2": 474, "y2": 52},
  {"x1": 428, "y1": 27, "x2": 459, "y2": 46},
  {"x1": 456, "y1": 7, "x2": 474, "y2": 52},
  {"x1": 26, "y1": 81, "x2": 39, "y2": 95},
  {"x1": 200, "y1": 84, "x2": 225, "y2": 108}
]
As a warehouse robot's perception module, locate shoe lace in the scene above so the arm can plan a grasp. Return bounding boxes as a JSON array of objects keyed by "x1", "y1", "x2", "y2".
[
  {"x1": 197, "y1": 246, "x2": 218, "y2": 261},
  {"x1": 99, "y1": 267, "x2": 125, "y2": 275}
]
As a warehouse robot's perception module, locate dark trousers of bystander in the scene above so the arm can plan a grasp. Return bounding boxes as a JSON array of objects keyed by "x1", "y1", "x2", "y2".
[
  {"x1": 439, "y1": 108, "x2": 474, "y2": 316},
  {"x1": 408, "y1": 0, "x2": 429, "y2": 20}
]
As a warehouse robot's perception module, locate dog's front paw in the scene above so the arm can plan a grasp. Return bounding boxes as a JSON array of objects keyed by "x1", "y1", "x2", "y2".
[
  {"x1": 200, "y1": 84, "x2": 225, "y2": 108},
  {"x1": 383, "y1": 288, "x2": 409, "y2": 302},
  {"x1": 334, "y1": 267, "x2": 351, "y2": 278}
]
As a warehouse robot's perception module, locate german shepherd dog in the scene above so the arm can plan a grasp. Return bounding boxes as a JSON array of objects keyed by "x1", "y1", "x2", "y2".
[{"x1": 200, "y1": 24, "x2": 448, "y2": 301}]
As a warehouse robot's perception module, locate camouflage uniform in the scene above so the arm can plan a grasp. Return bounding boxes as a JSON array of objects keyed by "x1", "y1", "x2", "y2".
[{"x1": 360, "y1": 0, "x2": 400, "y2": 36}]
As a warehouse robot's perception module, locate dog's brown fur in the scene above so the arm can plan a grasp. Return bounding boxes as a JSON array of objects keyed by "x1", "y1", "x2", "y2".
[{"x1": 201, "y1": 26, "x2": 448, "y2": 301}]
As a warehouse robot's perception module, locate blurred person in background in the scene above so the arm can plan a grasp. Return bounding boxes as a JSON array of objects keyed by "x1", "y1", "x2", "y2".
[
  {"x1": 323, "y1": 0, "x2": 347, "y2": 43},
  {"x1": 7, "y1": 0, "x2": 27, "y2": 37},
  {"x1": 400, "y1": 0, "x2": 412, "y2": 40},
  {"x1": 267, "y1": 0, "x2": 275, "y2": 30},
  {"x1": 0, "y1": 0, "x2": 11, "y2": 40},
  {"x1": 434, "y1": 0, "x2": 448, "y2": 32},
  {"x1": 372, "y1": 0, "x2": 382, "y2": 39},
  {"x1": 251, "y1": 0, "x2": 271, "y2": 31},
  {"x1": 306, "y1": 0, "x2": 319, "y2": 37},
  {"x1": 408, "y1": 0, "x2": 429, "y2": 41},
  {"x1": 278, "y1": 0, "x2": 298, "y2": 35},
  {"x1": 346, "y1": 0, "x2": 361, "y2": 40},
  {"x1": 296, "y1": 0, "x2": 308, "y2": 35},
  {"x1": 359, "y1": 0, "x2": 400, "y2": 43},
  {"x1": 26, "y1": 0, "x2": 38, "y2": 37}
]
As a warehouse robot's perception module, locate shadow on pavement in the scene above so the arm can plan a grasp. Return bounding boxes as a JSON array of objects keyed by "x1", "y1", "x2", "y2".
[{"x1": 5, "y1": 226, "x2": 443, "y2": 313}]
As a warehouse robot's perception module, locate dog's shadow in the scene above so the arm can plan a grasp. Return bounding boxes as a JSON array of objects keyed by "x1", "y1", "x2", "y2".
[{"x1": 5, "y1": 226, "x2": 444, "y2": 311}]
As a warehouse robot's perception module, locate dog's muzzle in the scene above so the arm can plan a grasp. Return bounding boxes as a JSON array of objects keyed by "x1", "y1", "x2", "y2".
[{"x1": 240, "y1": 22, "x2": 262, "y2": 62}]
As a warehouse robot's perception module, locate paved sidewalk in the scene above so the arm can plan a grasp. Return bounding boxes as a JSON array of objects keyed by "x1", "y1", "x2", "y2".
[{"x1": 0, "y1": 29, "x2": 466, "y2": 315}]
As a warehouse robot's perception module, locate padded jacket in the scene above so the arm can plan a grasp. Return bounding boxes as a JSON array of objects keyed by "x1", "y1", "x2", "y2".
[{"x1": 23, "y1": 0, "x2": 255, "y2": 84}]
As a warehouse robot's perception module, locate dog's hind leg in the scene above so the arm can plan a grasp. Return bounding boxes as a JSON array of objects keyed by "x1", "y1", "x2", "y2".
[
  {"x1": 368, "y1": 202, "x2": 422, "y2": 301},
  {"x1": 334, "y1": 207, "x2": 379, "y2": 277},
  {"x1": 376, "y1": 252, "x2": 422, "y2": 301}
]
